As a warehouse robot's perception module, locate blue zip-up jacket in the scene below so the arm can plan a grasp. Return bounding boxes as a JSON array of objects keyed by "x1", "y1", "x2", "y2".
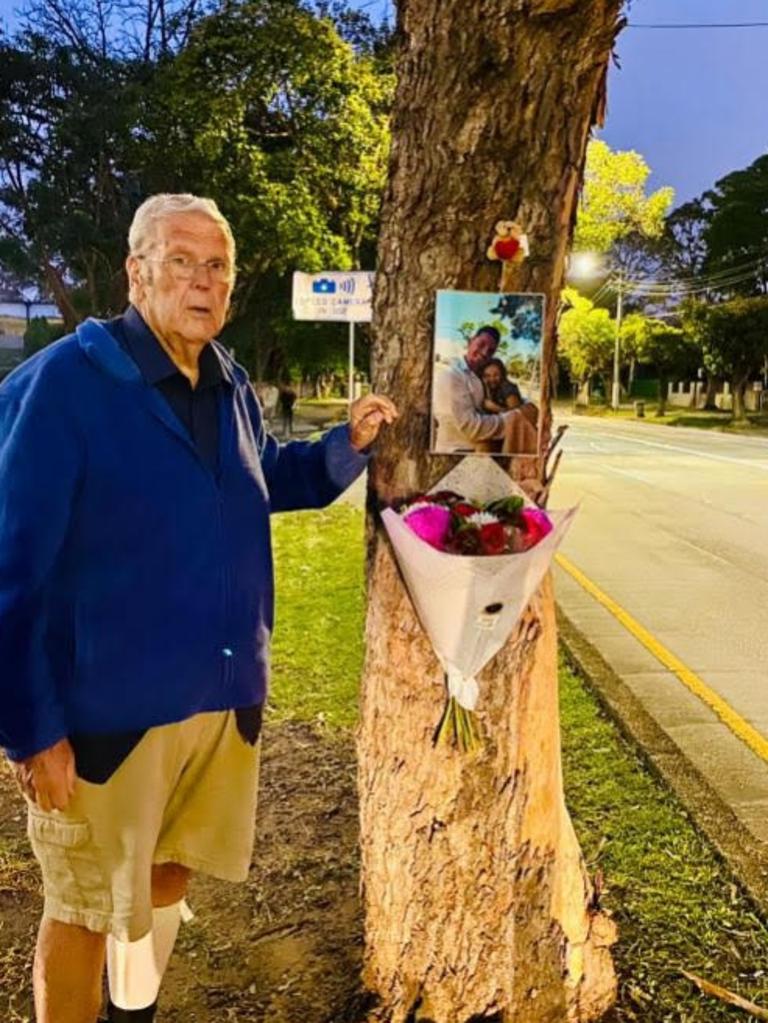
[{"x1": 0, "y1": 318, "x2": 368, "y2": 761}]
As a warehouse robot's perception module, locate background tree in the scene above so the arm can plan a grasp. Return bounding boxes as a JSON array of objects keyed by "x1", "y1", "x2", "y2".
[
  {"x1": 624, "y1": 317, "x2": 699, "y2": 415},
  {"x1": 573, "y1": 139, "x2": 674, "y2": 255},
  {"x1": 0, "y1": 0, "x2": 209, "y2": 328},
  {"x1": 358, "y1": 3, "x2": 623, "y2": 1022},
  {"x1": 0, "y1": 0, "x2": 392, "y2": 381},
  {"x1": 559, "y1": 286, "x2": 615, "y2": 395},
  {"x1": 687, "y1": 296, "x2": 768, "y2": 421},
  {"x1": 703, "y1": 154, "x2": 768, "y2": 295}
]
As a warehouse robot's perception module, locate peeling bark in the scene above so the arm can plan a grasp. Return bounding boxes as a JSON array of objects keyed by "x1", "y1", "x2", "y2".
[{"x1": 358, "y1": 3, "x2": 623, "y2": 1022}]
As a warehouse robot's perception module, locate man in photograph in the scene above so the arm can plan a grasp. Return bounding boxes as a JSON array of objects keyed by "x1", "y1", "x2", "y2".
[
  {"x1": 433, "y1": 325, "x2": 527, "y2": 453},
  {"x1": 0, "y1": 193, "x2": 397, "y2": 1023}
]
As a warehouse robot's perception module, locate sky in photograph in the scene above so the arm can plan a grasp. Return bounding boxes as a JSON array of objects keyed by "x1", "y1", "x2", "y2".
[
  {"x1": 434, "y1": 291, "x2": 543, "y2": 362},
  {"x1": 0, "y1": 0, "x2": 765, "y2": 208}
]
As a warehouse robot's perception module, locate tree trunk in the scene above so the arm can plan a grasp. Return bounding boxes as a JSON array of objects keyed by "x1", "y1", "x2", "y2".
[
  {"x1": 43, "y1": 259, "x2": 80, "y2": 333},
  {"x1": 732, "y1": 378, "x2": 748, "y2": 421},
  {"x1": 704, "y1": 375, "x2": 719, "y2": 411},
  {"x1": 656, "y1": 374, "x2": 667, "y2": 416},
  {"x1": 358, "y1": 3, "x2": 623, "y2": 1022}
]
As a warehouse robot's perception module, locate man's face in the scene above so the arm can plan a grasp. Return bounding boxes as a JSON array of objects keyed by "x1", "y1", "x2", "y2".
[
  {"x1": 465, "y1": 331, "x2": 499, "y2": 373},
  {"x1": 127, "y1": 211, "x2": 234, "y2": 347}
]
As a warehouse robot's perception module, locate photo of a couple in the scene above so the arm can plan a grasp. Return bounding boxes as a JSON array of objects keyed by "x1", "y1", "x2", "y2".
[{"x1": 431, "y1": 290, "x2": 544, "y2": 456}]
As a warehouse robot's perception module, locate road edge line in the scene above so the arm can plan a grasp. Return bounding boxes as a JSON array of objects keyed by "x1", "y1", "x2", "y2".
[
  {"x1": 557, "y1": 604, "x2": 768, "y2": 914},
  {"x1": 556, "y1": 552, "x2": 768, "y2": 766}
]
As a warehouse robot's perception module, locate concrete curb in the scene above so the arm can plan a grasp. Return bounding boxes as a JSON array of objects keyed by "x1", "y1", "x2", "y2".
[{"x1": 557, "y1": 604, "x2": 768, "y2": 914}]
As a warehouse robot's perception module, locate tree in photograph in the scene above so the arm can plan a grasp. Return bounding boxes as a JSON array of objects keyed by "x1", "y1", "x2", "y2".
[
  {"x1": 689, "y1": 297, "x2": 768, "y2": 421},
  {"x1": 559, "y1": 287, "x2": 616, "y2": 396},
  {"x1": 358, "y1": 3, "x2": 624, "y2": 1022}
]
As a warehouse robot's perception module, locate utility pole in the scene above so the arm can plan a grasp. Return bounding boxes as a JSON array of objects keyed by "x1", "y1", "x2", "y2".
[{"x1": 611, "y1": 269, "x2": 624, "y2": 411}]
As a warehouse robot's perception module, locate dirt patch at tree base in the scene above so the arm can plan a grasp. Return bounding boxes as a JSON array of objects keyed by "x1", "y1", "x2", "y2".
[{"x1": 0, "y1": 722, "x2": 367, "y2": 1023}]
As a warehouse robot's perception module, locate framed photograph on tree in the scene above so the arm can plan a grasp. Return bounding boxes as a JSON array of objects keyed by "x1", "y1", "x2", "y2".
[{"x1": 430, "y1": 289, "x2": 545, "y2": 456}]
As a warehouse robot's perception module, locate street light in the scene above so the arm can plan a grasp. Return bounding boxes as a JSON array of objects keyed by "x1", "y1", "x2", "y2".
[
  {"x1": 567, "y1": 251, "x2": 602, "y2": 281},
  {"x1": 566, "y1": 253, "x2": 624, "y2": 410}
]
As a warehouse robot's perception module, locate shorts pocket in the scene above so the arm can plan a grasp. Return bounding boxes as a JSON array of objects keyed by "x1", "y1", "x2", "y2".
[{"x1": 28, "y1": 813, "x2": 111, "y2": 914}]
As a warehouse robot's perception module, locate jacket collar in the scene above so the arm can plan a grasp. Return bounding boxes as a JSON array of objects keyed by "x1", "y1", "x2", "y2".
[{"x1": 75, "y1": 315, "x2": 240, "y2": 389}]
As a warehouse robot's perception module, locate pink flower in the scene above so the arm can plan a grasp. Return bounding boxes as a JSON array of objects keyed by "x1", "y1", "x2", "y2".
[
  {"x1": 402, "y1": 504, "x2": 452, "y2": 550},
  {"x1": 519, "y1": 508, "x2": 553, "y2": 550}
]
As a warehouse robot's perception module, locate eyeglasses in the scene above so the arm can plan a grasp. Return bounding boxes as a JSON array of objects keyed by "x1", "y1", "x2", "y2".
[{"x1": 137, "y1": 255, "x2": 236, "y2": 284}]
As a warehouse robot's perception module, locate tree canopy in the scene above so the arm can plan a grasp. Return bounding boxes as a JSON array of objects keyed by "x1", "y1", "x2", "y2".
[
  {"x1": 558, "y1": 286, "x2": 615, "y2": 387},
  {"x1": 573, "y1": 139, "x2": 674, "y2": 255},
  {"x1": 0, "y1": 0, "x2": 394, "y2": 379},
  {"x1": 686, "y1": 296, "x2": 768, "y2": 419},
  {"x1": 701, "y1": 154, "x2": 768, "y2": 294}
]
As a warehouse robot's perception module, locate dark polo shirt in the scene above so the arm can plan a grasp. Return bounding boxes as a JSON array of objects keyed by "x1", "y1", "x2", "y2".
[{"x1": 70, "y1": 307, "x2": 262, "y2": 784}]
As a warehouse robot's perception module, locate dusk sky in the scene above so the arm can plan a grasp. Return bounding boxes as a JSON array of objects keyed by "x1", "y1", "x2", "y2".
[{"x1": 0, "y1": 0, "x2": 765, "y2": 209}]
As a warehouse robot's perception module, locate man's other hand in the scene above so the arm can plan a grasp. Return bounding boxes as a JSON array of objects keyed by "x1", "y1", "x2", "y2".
[
  {"x1": 14, "y1": 737, "x2": 76, "y2": 811},
  {"x1": 349, "y1": 394, "x2": 398, "y2": 451}
]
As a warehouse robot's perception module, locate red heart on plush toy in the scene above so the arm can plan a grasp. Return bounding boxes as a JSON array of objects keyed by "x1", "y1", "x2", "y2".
[{"x1": 493, "y1": 237, "x2": 521, "y2": 261}]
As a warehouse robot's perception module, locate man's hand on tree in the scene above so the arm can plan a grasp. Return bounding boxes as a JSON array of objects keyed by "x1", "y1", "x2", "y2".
[
  {"x1": 13, "y1": 737, "x2": 76, "y2": 812},
  {"x1": 349, "y1": 394, "x2": 399, "y2": 451}
]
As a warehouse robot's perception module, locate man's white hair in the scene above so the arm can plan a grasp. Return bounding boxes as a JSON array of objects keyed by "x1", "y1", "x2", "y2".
[{"x1": 128, "y1": 193, "x2": 236, "y2": 261}]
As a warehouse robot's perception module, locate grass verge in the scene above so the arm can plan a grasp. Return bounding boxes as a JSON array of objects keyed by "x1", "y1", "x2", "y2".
[
  {"x1": 563, "y1": 402, "x2": 768, "y2": 436},
  {"x1": 271, "y1": 504, "x2": 768, "y2": 1021}
]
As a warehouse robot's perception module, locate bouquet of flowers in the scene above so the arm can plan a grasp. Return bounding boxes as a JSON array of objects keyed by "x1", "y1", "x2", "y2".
[{"x1": 381, "y1": 459, "x2": 576, "y2": 753}]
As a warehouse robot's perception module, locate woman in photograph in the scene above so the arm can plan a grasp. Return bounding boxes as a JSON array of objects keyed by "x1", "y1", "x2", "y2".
[
  {"x1": 481, "y1": 358, "x2": 524, "y2": 413},
  {"x1": 476, "y1": 357, "x2": 539, "y2": 455}
]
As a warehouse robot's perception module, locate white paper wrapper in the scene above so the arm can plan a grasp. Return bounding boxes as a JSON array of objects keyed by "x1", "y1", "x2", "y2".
[{"x1": 382, "y1": 459, "x2": 577, "y2": 711}]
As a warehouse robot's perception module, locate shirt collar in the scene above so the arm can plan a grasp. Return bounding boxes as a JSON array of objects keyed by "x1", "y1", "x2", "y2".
[{"x1": 121, "y1": 305, "x2": 226, "y2": 390}]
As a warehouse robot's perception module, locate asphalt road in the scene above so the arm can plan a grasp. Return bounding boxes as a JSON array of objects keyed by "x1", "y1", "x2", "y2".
[{"x1": 551, "y1": 415, "x2": 768, "y2": 841}]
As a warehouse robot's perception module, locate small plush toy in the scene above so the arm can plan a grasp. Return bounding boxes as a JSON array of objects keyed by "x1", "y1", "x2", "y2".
[{"x1": 487, "y1": 219, "x2": 530, "y2": 291}]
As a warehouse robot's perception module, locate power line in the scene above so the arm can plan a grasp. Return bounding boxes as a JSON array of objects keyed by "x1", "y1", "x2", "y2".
[{"x1": 628, "y1": 21, "x2": 768, "y2": 29}]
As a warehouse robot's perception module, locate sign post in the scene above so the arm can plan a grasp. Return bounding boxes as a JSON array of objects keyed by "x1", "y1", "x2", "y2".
[
  {"x1": 349, "y1": 322, "x2": 355, "y2": 405},
  {"x1": 292, "y1": 271, "x2": 374, "y2": 409}
]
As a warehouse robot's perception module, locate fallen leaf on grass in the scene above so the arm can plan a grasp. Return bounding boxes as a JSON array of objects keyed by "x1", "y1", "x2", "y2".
[{"x1": 681, "y1": 970, "x2": 768, "y2": 1019}]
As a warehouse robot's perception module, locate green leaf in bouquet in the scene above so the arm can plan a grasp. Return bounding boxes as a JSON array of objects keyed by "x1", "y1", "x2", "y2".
[{"x1": 483, "y1": 496, "x2": 525, "y2": 522}]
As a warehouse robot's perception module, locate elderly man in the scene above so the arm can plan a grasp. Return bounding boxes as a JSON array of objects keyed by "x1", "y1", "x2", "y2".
[
  {"x1": 0, "y1": 194, "x2": 396, "y2": 1023},
  {"x1": 432, "y1": 326, "x2": 517, "y2": 453}
]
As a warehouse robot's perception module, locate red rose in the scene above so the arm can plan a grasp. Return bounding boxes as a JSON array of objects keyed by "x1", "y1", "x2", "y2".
[
  {"x1": 479, "y1": 521, "x2": 507, "y2": 555},
  {"x1": 453, "y1": 502, "x2": 477, "y2": 517}
]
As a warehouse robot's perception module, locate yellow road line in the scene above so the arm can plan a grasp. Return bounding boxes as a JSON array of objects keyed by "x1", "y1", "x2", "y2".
[{"x1": 555, "y1": 552, "x2": 768, "y2": 765}]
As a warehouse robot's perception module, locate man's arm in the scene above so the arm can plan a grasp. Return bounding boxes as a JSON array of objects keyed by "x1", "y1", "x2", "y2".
[
  {"x1": 0, "y1": 377, "x2": 82, "y2": 806},
  {"x1": 245, "y1": 387, "x2": 396, "y2": 513},
  {"x1": 441, "y1": 368, "x2": 510, "y2": 442}
]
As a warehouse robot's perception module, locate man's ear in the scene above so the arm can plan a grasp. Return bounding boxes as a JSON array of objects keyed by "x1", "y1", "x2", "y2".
[{"x1": 125, "y1": 255, "x2": 145, "y2": 300}]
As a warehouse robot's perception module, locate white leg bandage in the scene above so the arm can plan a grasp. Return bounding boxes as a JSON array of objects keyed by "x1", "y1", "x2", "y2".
[{"x1": 107, "y1": 899, "x2": 191, "y2": 1010}]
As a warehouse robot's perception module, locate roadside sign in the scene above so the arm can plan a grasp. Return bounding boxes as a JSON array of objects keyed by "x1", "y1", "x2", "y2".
[{"x1": 292, "y1": 271, "x2": 374, "y2": 323}]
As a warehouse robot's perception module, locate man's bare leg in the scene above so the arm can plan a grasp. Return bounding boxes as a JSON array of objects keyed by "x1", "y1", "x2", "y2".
[
  {"x1": 33, "y1": 918, "x2": 106, "y2": 1023},
  {"x1": 33, "y1": 865, "x2": 190, "y2": 1023},
  {"x1": 151, "y1": 862, "x2": 190, "y2": 907}
]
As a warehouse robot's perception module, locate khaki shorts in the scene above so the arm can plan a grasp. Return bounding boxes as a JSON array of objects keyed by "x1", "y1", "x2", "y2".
[{"x1": 27, "y1": 710, "x2": 261, "y2": 941}]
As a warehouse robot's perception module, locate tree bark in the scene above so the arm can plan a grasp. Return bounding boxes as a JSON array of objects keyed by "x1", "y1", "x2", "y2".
[
  {"x1": 732, "y1": 378, "x2": 748, "y2": 421},
  {"x1": 358, "y1": 3, "x2": 623, "y2": 1022},
  {"x1": 656, "y1": 374, "x2": 668, "y2": 416},
  {"x1": 704, "y1": 375, "x2": 719, "y2": 411}
]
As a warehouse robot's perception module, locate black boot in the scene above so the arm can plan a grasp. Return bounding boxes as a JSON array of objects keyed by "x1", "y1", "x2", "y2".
[{"x1": 106, "y1": 1001, "x2": 158, "y2": 1021}]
